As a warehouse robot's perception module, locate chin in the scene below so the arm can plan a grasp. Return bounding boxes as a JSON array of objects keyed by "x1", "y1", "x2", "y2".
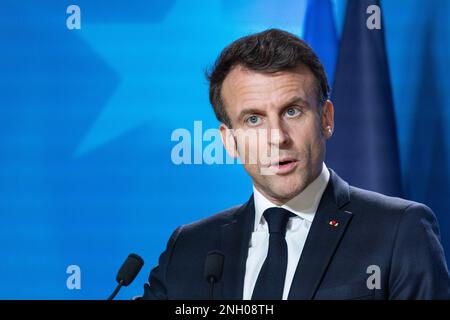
[{"x1": 270, "y1": 182, "x2": 304, "y2": 202}]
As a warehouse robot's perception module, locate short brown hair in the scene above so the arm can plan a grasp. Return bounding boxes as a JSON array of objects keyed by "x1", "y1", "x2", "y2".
[{"x1": 206, "y1": 28, "x2": 329, "y2": 128}]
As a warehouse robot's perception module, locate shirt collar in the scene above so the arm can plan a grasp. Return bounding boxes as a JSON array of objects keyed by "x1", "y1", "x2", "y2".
[{"x1": 252, "y1": 162, "x2": 330, "y2": 231}]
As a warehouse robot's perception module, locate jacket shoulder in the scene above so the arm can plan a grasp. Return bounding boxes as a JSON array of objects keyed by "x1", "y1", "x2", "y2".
[
  {"x1": 347, "y1": 186, "x2": 437, "y2": 226},
  {"x1": 181, "y1": 203, "x2": 244, "y2": 232},
  {"x1": 349, "y1": 186, "x2": 421, "y2": 212}
]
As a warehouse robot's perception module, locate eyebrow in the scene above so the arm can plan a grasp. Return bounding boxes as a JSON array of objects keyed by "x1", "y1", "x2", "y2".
[
  {"x1": 237, "y1": 96, "x2": 311, "y2": 121},
  {"x1": 282, "y1": 96, "x2": 311, "y2": 110}
]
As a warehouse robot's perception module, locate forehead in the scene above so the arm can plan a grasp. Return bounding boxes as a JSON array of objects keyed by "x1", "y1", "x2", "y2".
[{"x1": 221, "y1": 65, "x2": 317, "y2": 111}]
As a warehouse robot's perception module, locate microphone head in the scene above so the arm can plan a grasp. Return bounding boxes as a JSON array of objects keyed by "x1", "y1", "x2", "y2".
[
  {"x1": 204, "y1": 250, "x2": 225, "y2": 283},
  {"x1": 116, "y1": 253, "x2": 144, "y2": 286}
]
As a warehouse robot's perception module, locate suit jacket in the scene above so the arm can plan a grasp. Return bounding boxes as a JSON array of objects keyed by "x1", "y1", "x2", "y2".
[{"x1": 141, "y1": 169, "x2": 450, "y2": 299}]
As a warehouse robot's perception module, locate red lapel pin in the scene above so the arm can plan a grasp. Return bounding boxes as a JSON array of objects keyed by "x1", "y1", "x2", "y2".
[{"x1": 328, "y1": 219, "x2": 339, "y2": 227}]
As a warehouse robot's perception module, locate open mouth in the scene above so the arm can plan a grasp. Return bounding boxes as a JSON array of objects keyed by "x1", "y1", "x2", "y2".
[
  {"x1": 278, "y1": 160, "x2": 295, "y2": 166},
  {"x1": 270, "y1": 158, "x2": 298, "y2": 174}
]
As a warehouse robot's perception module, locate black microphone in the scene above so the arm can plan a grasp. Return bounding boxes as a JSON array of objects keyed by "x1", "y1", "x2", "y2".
[
  {"x1": 204, "y1": 250, "x2": 224, "y2": 300},
  {"x1": 107, "y1": 253, "x2": 144, "y2": 300}
]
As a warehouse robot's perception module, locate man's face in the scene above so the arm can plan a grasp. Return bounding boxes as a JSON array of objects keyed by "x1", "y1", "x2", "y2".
[{"x1": 219, "y1": 65, "x2": 334, "y2": 205}]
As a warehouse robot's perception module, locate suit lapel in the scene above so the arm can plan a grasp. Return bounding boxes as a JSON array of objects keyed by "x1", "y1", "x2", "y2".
[
  {"x1": 219, "y1": 196, "x2": 255, "y2": 299},
  {"x1": 288, "y1": 170, "x2": 353, "y2": 300}
]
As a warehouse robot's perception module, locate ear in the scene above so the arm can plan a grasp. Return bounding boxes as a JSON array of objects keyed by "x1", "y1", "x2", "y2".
[
  {"x1": 219, "y1": 123, "x2": 239, "y2": 158},
  {"x1": 321, "y1": 100, "x2": 334, "y2": 139}
]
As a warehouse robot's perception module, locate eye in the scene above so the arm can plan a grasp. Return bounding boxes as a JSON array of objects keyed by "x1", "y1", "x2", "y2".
[
  {"x1": 245, "y1": 115, "x2": 261, "y2": 126},
  {"x1": 285, "y1": 107, "x2": 302, "y2": 118}
]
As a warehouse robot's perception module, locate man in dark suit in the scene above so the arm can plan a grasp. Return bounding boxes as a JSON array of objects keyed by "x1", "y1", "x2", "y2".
[{"x1": 141, "y1": 29, "x2": 450, "y2": 300}]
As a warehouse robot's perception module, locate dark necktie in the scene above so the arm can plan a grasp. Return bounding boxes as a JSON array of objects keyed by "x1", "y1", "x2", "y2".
[{"x1": 251, "y1": 207, "x2": 295, "y2": 300}]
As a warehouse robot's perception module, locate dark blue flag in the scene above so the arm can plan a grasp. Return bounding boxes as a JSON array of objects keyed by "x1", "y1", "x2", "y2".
[
  {"x1": 327, "y1": 0, "x2": 402, "y2": 196},
  {"x1": 303, "y1": 0, "x2": 338, "y2": 84}
]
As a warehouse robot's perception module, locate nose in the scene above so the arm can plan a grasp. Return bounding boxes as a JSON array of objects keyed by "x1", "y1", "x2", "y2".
[{"x1": 267, "y1": 117, "x2": 290, "y2": 147}]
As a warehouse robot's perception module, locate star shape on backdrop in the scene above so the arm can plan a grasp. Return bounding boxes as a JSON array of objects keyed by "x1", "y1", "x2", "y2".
[{"x1": 75, "y1": 0, "x2": 246, "y2": 157}]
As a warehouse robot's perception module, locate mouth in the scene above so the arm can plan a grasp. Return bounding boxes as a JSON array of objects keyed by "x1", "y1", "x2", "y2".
[{"x1": 270, "y1": 158, "x2": 298, "y2": 174}]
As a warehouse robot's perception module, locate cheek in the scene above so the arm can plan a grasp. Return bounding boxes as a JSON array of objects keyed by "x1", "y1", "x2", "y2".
[
  {"x1": 241, "y1": 163, "x2": 263, "y2": 182},
  {"x1": 291, "y1": 122, "x2": 324, "y2": 159},
  {"x1": 236, "y1": 139, "x2": 258, "y2": 165},
  {"x1": 291, "y1": 122, "x2": 320, "y2": 148},
  {"x1": 235, "y1": 132, "x2": 271, "y2": 164}
]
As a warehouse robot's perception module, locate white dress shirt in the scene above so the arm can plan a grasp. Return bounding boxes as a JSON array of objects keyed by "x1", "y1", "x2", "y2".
[{"x1": 243, "y1": 163, "x2": 330, "y2": 300}]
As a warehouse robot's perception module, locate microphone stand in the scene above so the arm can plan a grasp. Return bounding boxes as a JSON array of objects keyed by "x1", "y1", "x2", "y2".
[
  {"x1": 208, "y1": 277, "x2": 216, "y2": 300},
  {"x1": 107, "y1": 280, "x2": 124, "y2": 300}
]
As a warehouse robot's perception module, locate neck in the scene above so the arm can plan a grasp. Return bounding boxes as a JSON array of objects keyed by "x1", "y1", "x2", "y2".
[{"x1": 254, "y1": 165, "x2": 324, "y2": 206}]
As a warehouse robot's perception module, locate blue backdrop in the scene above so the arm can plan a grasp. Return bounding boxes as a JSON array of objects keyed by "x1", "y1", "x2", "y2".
[{"x1": 1, "y1": 0, "x2": 449, "y2": 299}]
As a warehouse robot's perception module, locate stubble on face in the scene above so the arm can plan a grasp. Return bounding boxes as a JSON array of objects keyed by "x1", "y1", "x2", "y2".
[{"x1": 220, "y1": 65, "x2": 329, "y2": 205}]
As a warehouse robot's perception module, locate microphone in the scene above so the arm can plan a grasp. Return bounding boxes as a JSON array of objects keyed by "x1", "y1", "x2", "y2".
[
  {"x1": 107, "y1": 253, "x2": 144, "y2": 300},
  {"x1": 204, "y1": 250, "x2": 224, "y2": 300}
]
